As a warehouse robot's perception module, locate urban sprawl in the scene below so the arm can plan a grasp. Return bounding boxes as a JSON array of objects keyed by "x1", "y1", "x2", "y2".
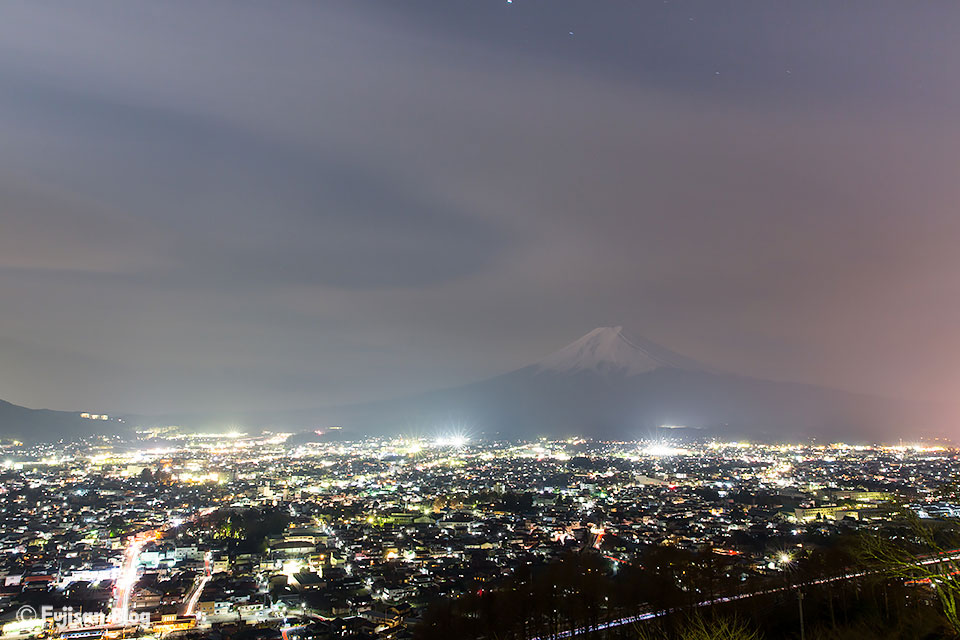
[{"x1": 0, "y1": 432, "x2": 956, "y2": 639}]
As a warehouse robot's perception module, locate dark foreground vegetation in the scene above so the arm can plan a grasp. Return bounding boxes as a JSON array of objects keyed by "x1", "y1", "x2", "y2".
[{"x1": 415, "y1": 524, "x2": 960, "y2": 640}]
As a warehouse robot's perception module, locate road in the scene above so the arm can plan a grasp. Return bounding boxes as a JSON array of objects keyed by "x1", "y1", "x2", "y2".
[
  {"x1": 112, "y1": 530, "x2": 159, "y2": 625},
  {"x1": 110, "y1": 508, "x2": 221, "y2": 625},
  {"x1": 530, "y1": 549, "x2": 960, "y2": 640},
  {"x1": 182, "y1": 553, "x2": 212, "y2": 617}
]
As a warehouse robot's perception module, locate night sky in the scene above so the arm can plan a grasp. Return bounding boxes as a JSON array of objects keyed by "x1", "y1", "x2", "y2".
[{"x1": 2, "y1": 1, "x2": 960, "y2": 416}]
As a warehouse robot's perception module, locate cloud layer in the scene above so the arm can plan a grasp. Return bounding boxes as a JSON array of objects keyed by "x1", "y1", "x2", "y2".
[{"x1": 2, "y1": 1, "x2": 960, "y2": 418}]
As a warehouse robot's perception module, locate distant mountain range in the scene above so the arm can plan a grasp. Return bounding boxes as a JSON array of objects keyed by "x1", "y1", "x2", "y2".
[{"x1": 0, "y1": 327, "x2": 943, "y2": 443}]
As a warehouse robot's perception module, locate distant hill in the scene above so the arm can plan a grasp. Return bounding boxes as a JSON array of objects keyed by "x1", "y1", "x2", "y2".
[{"x1": 0, "y1": 398, "x2": 125, "y2": 443}]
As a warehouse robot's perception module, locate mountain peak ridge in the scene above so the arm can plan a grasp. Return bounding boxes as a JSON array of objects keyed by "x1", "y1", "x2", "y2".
[{"x1": 536, "y1": 326, "x2": 708, "y2": 376}]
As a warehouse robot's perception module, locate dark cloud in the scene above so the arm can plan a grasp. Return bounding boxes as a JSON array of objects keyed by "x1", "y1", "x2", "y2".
[
  {"x1": 0, "y1": 67, "x2": 508, "y2": 290},
  {"x1": 1, "y1": 1, "x2": 960, "y2": 419}
]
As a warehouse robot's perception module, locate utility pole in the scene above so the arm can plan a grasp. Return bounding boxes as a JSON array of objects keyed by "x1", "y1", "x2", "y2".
[{"x1": 797, "y1": 588, "x2": 805, "y2": 640}]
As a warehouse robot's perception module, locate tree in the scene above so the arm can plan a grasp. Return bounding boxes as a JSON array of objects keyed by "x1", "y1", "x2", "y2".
[
  {"x1": 635, "y1": 614, "x2": 762, "y2": 640},
  {"x1": 860, "y1": 510, "x2": 960, "y2": 635}
]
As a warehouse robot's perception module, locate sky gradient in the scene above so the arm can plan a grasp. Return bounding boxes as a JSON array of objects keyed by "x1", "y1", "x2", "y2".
[{"x1": 2, "y1": 1, "x2": 960, "y2": 415}]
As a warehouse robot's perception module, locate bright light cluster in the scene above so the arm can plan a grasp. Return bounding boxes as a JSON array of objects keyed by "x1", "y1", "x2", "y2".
[
  {"x1": 642, "y1": 443, "x2": 689, "y2": 457},
  {"x1": 433, "y1": 433, "x2": 469, "y2": 448}
]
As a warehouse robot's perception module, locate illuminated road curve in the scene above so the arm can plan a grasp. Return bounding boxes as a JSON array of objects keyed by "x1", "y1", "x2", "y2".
[
  {"x1": 183, "y1": 553, "x2": 213, "y2": 617},
  {"x1": 531, "y1": 550, "x2": 960, "y2": 640},
  {"x1": 114, "y1": 508, "x2": 221, "y2": 624},
  {"x1": 112, "y1": 530, "x2": 159, "y2": 624},
  {"x1": 110, "y1": 508, "x2": 220, "y2": 627}
]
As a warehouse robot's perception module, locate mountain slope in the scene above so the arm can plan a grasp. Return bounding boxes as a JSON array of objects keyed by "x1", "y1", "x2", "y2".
[
  {"x1": 301, "y1": 328, "x2": 930, "y2": 442},
  {"x1": 536, "y1": 326, "x2": 709, "y2": 375},
  {"x1": 0, "y1": 399, "x2": 124, "y2": 443}
]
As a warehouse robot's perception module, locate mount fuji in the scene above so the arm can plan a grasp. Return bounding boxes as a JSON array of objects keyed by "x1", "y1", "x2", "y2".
[
  {"x1": 536, "y1": 326, "x2": 710, "y2": 376},
  {"x1": 281, "y1": 326, "x2": 926, "y2": 442}
]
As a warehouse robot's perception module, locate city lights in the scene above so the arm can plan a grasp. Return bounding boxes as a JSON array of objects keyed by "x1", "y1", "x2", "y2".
[
  {"x1": 641, "y1": 442, "x2": 689, "y2": 457},
  {"x1": 1, "y1": 432, "x2": 956, "y2": 639},
  {"x1": 433, "y1": 433, "x2": 469, "y2": 448}
]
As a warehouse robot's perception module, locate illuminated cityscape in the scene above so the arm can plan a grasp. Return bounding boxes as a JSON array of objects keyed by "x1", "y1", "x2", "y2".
[{"x1": 1, "y1": 432, "x2": 959, "y2": 638}]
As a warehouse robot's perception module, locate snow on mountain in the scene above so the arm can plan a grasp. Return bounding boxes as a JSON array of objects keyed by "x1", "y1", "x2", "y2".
[{"x1": 536, "y1": 326, "x2": 707, "y2": 376}]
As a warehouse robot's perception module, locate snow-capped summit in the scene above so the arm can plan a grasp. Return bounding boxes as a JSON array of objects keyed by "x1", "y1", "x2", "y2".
[{"x1": 536, "y1": 326, "x2": 706, "y2": 376}]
